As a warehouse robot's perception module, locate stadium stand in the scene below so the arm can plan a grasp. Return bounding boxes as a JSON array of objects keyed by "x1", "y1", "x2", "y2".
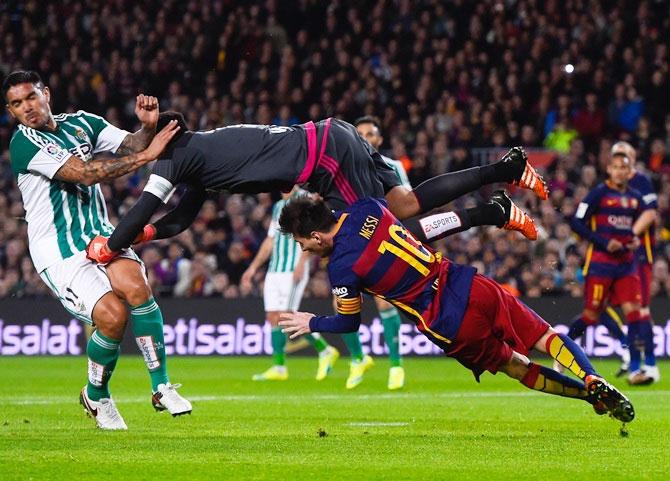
[{"x1": 1, "y1": 0, "x2": 669, "y2": 299}]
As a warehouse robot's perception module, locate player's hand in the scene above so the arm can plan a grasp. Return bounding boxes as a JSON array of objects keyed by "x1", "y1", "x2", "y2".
[
  {"x1": 142, "y1": 120, "x2": 180, "y2": 160},
  {"x1": 240, "y1": 266, "x2": 256, "y2": 292},
  {"x1": 626, "y1": 236, "x2": 641, "y2": 251},
  {"x1": 132, "y1": 224, "x2": 157, "y2": 245},
  {"x1": 135, "y1": 94, "x2": 159, "y2": 129},
  {"x1": 606, "y1": 239, "x2": 624, "y2": 253},
  {"x1": 279, "y1": 311, "x2": 314, "y2": 339},
  {"x1": 86, "y1": 235, "x2": 119, "y2": 264}
]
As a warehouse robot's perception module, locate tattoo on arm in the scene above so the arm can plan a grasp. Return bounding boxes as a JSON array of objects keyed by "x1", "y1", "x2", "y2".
[
  {"x1": 116, "y1": 125, "x2": 155, "y2": 155},
  {"x1": 54, "y1": 153, "x2": 148, "y2": 186}
]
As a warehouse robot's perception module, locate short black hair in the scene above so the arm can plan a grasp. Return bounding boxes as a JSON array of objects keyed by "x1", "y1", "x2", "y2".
[
  {"x1": 2, "y1": 70, "x2": 45, "y2": 101},
  {"x1": 353, "y1": 115, "x2": 381, "y2": 130},
  {"x1": 157, "y1": 110, "x2": 189, "y2": 132},
  {"x1": 279, "y1": 196, "x2": 337, "y2": 238},
  {"x1": 156, "y1": 111, "x2": 189, "y2": 144}
]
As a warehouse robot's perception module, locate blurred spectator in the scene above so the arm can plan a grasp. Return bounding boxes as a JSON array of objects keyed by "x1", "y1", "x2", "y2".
[{"x1": 1, "y1": 0, "x2": 669, "y2": 299}]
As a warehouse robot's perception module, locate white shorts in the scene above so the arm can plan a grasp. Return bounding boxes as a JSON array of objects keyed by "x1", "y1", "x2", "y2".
[
  {"x1": 263, "y1": 270, "x2": 309, "y2": 312},
  {"x1": 39, "y1": 249, "x2": 142, "y2": 325}
]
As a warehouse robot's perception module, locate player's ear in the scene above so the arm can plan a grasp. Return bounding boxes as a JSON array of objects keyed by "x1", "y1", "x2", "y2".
[
  {"x1": 311, "y1": 231, "x2": 321, "y2": 244},
  {"x1": 42, "y1": 86, "x2": 50, "y2": 104}
]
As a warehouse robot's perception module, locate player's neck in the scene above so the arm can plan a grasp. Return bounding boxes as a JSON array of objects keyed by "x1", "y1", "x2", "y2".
[
  {"x1": 605, "y1": 179, "x2": 626, "y2": 192},
  {"x1": 39, "y1": 115, "x2": 58, "y2": 132}
]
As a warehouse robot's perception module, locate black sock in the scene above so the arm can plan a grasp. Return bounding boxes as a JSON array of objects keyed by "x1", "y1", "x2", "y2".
[
  {"x1": 479, "y1": 160, "x2": 518, "y2": 184},
  {"x1": 412, "y1": 167, "x2": 483, "y2": 213},
  {"x1": 567, "y1": 317, "x2": 588, "y2": 340}
]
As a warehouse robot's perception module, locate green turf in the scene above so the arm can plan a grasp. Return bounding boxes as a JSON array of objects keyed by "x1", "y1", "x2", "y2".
[{"x1": 1, "y1": 356, "x2": 668, "y2": 480}]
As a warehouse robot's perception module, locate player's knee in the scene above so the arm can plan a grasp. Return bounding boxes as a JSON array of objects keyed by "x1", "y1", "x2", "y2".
[
  {"x1": 116, "y1": 279, "x2": 152, "y2": 306},
  {"x1": 92, "y1": 295, "x2": 127, "y2": 339}
]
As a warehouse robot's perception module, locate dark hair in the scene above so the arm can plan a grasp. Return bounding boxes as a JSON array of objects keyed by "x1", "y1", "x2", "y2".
[
  {"x1": 157, "y1": 110, "x2": 189, "y2": 133},
  {"x1": 353, "y1": 115, "x2": 381, "y2": 130},
  {"x1": 2, "y1": 70, "x2": 45, "y2": 101},
  {"x1": 279, "y1": 196, "x2": 337, "y2": 238}
]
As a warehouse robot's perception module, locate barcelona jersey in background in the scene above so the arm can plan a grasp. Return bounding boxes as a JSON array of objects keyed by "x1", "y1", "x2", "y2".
[{"x1": 571, "y1": 182, "x2": 643, "y2": 278}]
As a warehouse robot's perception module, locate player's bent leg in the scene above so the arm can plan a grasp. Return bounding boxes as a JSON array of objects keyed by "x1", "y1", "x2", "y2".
[
  {"x1": 83, "y1": 292, "x2": 128, "y2": 429},
  {"x1": 406, "y1": 147, "x2": 547, "y2": 220},
  {"x1": 108, "y1": 257, "x2": 191, "y2": 415},
  {"x1": 500, "y1": 352, "x2": 607, "y2": 416},
  {"x1": 536, "y1": 328, "x2": 598, "y2": 379}
]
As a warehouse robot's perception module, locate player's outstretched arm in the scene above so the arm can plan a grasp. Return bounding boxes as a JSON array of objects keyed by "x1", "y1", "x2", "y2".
[
  {"x1": 106, "y1": 191, "x2": 163, "y2": 251},
  {"x1": 241, "y1": 236, "x2": 274, "y2": 290},
  {"x1": 116, "y1": 94, "x2": 160, "y2": 155},
  {"x1": 280, "y1": 311, "x2": 361, "y2": 338},
  {"x1": 54, "y1": 120, "x2": 179, "y2": 186},
  {"x1": 150, "y1": 186, "x2": 207, "y2": 240}
]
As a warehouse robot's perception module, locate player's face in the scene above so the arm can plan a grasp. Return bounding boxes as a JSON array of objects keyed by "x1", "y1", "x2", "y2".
[
  {"x1": 356, "y1": 122, "x2": 382, "y2": 149},
  {"x1": 607, "y1": 156, "x2": 631, "y2": 189},
  {"x1": 6, "y1": 83, "x2": 52, "y2": 129},
  {"x1": 294, "y1": 234, "x2": 332, "y2": 257}
]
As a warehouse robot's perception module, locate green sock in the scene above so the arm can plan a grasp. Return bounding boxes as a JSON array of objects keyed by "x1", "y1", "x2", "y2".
[
  {"x1": 130, "y1": 297, "x2": 169, "y2": 391},
  {"x1": 86, "y1": 330, "x2": 120, "y2": 401},
  {"x1": 380, "y1": 307, "x2": 402, "y2": 367},
  {"x1": 271, "y1": 327, "x2": 287, "y2": 365},
  {"x1": 342, "y1": 332, "x2": 364, "y2": 362},
  {"x1": 305, "y1": 332, "x2": 328, "y2": 353}
]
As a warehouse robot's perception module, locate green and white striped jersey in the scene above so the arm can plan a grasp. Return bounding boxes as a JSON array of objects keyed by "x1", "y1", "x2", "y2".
[
  {"x1": 381, "y1": 154, "x2": 411, "y2": 188},
  {"x1": 9, "y1": 110, "x2": 129, "y2": 272},
  {"x1": 267, "y1": 194, "x2": 304, "y2": 273}
]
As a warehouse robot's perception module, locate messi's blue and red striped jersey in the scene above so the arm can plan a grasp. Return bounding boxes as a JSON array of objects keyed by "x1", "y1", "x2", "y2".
[
  {"x1": 628, "y1": 171, "x2": 657, "y2": 265},
  {"x1": 570, "y1": 181, "x2": 643, "y2": 277},
  {"x1": 309, "y1": 198, "x2": 476, "y2": 350}
]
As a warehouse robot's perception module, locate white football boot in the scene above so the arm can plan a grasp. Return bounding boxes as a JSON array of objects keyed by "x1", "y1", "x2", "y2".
[
  {"x1": 642, "y1": 364, "x2": 660, "y2": 383},
  {"x1": 152, "y1": 383, "x2": 193, "y2": 416},
  {"x1": 79, "y1": 387, "x2": 128, "y2": 430}
]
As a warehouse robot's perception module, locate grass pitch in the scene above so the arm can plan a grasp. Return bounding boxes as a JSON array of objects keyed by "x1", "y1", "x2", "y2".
[{"x1": 1, "y1": 356, "x2": 669, "y2": 480}]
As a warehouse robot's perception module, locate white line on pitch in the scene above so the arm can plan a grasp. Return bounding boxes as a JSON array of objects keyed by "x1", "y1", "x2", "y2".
[
  {"x1": 344, "y1": 422, "x2": 410, "y2": 427},
  {"x1": 3, "y1": 390, "x2": 669, "y2": 406}
]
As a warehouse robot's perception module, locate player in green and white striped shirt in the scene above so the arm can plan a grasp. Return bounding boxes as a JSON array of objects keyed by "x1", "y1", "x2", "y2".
[
  {"x1": 241, "y1": 187, "x2": 340, "y2": 381},
  {"x1": 4, "y1": 70, "x2": 187, "y2": 429},
  {"x1": 355, "y1": 116, "x2": 410, "y2": 390}
]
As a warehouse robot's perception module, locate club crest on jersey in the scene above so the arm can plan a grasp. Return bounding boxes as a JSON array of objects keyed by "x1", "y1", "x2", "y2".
[
  {"x1": 74, "y1": 127, "x2": 88, "y2": 141},
  {"x1": 359, "y1": 215, "x2": 379, "y2": 240}
]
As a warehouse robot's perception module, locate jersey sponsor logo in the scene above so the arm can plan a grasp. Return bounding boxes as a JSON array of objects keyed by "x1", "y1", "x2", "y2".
[
  {"x1": 575, "y1": 202, "x2": 588, "y2": 219},
  {"x1": 359, "y1": 215, "x2": 379, "y2": 240},
  {"x1": 607, "y1": 215, "x2": 633, "y2": 229},
  {"x1": 43, "y1": 143, "x2": 70, "y2": 163},
  {"x1": 68, "y1": 143, "x2": 92, "y2": 161},
  {"x1": 332, "y1": 286, "x2": 348, "y2": 296}
]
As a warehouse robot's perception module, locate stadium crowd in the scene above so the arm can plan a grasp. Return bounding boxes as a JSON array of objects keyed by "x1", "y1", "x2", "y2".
[{"x1": 1, "y1": 0, "x2": 669, "y2": 300}]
